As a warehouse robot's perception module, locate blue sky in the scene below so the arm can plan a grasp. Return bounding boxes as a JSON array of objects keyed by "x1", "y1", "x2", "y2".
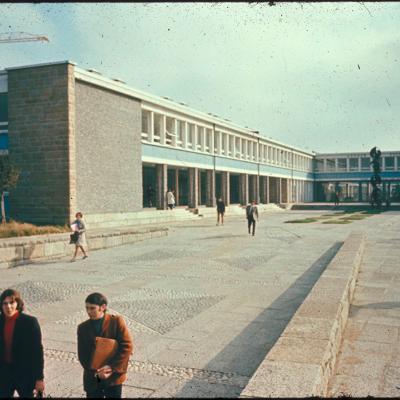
[{"x1": 1, "y1": 2, "x2": 399, "y2": 154}]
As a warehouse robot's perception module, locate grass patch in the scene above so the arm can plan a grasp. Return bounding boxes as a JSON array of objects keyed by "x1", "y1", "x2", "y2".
[
  {"x1": 285, "y1": 218, "x2": 318, "y2": 223},
  {"x1": 0, "y1": 221, "x2": 70, "y2": 239},
  {"x1": 322, "y1": 220, "x2": 353, "y2": 224},
  {"x1": 339, "y1": 215, "x2": 367, "y2": 221}
]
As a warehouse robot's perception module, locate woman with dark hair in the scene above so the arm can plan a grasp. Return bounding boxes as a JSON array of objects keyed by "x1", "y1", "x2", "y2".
[
  {"x1": 0, "y1": 288, "x2": 44, "y2": 398},
  {"x1": 71, "y1": 211, "x2": 88, "y2": 262}
]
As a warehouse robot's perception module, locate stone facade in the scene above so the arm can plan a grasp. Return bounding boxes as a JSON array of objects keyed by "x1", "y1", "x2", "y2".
[
  {"x1": 7, "y1": 62, "x2": 143, "y2": 225},
  {"x1": 8, "y1": 63, "x2": 74, "y2": 225},
  {"x1": 74, "y1": 80, "x2": 142, "y2": 215}
]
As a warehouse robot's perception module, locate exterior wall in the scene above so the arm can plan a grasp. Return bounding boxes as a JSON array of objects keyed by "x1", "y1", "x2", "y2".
[
  {"x1": 74, "y1": 80, "x2": 142, "y2": 215},
  {"x1": 7, "y1": 63, "x2": 74, "y2": 224}
]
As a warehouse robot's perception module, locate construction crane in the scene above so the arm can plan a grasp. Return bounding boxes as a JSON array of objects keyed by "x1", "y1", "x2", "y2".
[{"x1": 0, "y1": 32, "x2": 49, "y2": 44}]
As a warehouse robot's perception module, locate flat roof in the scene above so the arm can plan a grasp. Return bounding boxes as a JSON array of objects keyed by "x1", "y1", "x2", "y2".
[{"x1": 2, "y1": 60, "x2": 314, "y2": 156}]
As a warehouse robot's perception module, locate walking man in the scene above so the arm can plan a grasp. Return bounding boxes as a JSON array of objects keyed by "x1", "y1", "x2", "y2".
[
  {"x1": 246, "y1": 200, "x2": 259, "y2": 236},
  {"x1": 77, "y1": 293, "x2": 133, "y2": 398},
  {"x1": 166, "y1": 189, "x2": 175, "y2": 210},
  {"x1": 216, "y1": 198, "x2": 225, "y2": 226},
  {"x1": 0, "y1": 288, "x2": 45, "y2": 398}
]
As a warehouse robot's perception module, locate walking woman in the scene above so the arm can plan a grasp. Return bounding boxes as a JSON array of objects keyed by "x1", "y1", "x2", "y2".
[
  {"x1": 0, "y1": 288, "x2": 45, "y2": 398},
  {"x1": 71, "y1": 211, "x2": 88, "y2": 262}
]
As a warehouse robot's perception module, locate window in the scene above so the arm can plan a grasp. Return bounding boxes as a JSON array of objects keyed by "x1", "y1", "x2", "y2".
[
  {"x1": 235, "y1": 137, "x2": 241, "y2": 158},
  {"x1": 177, "y1": 120, "x2": 184, "y2": 145},
  {"x1": 206, "y1": 129, "x2": 212, "y2": 152},
  {"x1": 165, "y1": 117, "x2": 175, "y2": 145},
  {"x1": 0, "y1": 133, "x2": 8, "y2": 150},
  {"x1": 229, "y1": 135, "x2": 234, "y2": 156},
  {"x1": 397, "y1": 156, "x2": 400, "y2": 170},
  {"x1": 214, "y1": 131, "x2": 219, "y2": 153},
  {"x1": 384, "y1": 156, "x2": 394, "y2": 170},
  {"x1": 187, "y1": 123, "x2": 194, "y2": 148},
  {"x1": 337, "y1": 158, "x2": 347, "y2": 170},
  {"x1": 0, "y1": 94, "x2": 7, "y2": 123},
  {"x1": 349, "y1": 158, "x2": 358, "y2": 171},
  {"x1": 153, "y1": 113, "x2": 162, "y2": 143},
  {"x1": 361, "y1": 157, "x2": 370, "y2": 170},
  {"x1": 141, "y1": 110, "x2": 150, "y2": 135},
  {"x1": 315, "y1": 159, "x2": 324, "y2": 172},
  {"x1": 197, "y1": 126, "x2": 203, "y2": 150}
]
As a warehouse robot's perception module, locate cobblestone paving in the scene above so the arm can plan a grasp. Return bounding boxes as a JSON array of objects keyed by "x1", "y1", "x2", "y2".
[{"x1": 0, "y1": 210, "x2": 383, "y2": 398}]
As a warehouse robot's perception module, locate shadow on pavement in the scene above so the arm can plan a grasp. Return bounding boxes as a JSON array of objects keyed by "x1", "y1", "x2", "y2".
[{"x1": 174, "y1": 241, "x2": 343, "y2": 398}]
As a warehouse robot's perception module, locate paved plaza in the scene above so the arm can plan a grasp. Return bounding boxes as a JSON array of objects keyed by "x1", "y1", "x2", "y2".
[{"x1": 1, "y1": 209, "x2": 400, "y2": 397}]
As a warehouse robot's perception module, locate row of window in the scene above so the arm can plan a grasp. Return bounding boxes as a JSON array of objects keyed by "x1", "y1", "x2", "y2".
[
  {"x1": 141, "y1": 109, "x2": 313, "y2": 172},
  {"x1": 315, "y1": 156, "x2": 400, "y2": 172}
]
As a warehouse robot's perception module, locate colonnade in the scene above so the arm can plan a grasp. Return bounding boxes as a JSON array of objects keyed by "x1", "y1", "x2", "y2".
[{"x1": 149, "y1": 164, "x2": 312, "y2": 209}]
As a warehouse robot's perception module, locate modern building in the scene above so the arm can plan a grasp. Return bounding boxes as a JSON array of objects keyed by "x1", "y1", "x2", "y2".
[
  {"x1": 0, "y1": 61, "x2": 399, "y2": 225},
  {"x1": 314, "y1": 152, "x2": 400, "y2": 202}
]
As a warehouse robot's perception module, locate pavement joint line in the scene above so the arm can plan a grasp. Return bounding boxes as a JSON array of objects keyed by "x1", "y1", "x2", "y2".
[{"x1": 43, "y1": 349, "x2": 249, "y2": 387}]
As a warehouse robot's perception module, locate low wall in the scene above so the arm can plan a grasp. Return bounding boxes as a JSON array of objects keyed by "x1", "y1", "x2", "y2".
[
  {"x1": 0, "y1": 226, "x2": 168, "y2": 269},
  {"x1": 240, "y1": 232, "x2": 365, "y2": 398}
]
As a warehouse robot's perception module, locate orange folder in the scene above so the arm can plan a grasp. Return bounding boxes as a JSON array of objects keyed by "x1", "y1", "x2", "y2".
[{"x1": 90, "y1": 337, "x2": 118, "y2": 370}]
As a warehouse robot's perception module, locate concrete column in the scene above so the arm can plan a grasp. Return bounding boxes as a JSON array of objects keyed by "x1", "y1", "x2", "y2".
[
  {"x1": 221, "y1": 171, "x2": 230, "y2": 206},
  {"x1": 358, "y1": 157, "x2": 361, "y2": 172},
  {"x1": 239, "y1": 174, "x2": 249, "y2": 205},
  {"x1": 255, "y1": 175, "x2": 260, "y2": 204},
  {"x1": 206, "y1": 169, "x2": 216, "y2": 207},
  {"x1": 175, "y1": 169, "x2": 180, "y2": 206},
  {"x1": 188, "y1": 167, "x2": 199, "y2": 208},
  {"x1": 266, "y1": 176, "x2": 270, "y2": 203},
  {"x1": 279, "y1": 178, "x2": 283, "y2": 203},
  {"x1": 156, "y1": 164, "x2": 168, "y2": 210}
]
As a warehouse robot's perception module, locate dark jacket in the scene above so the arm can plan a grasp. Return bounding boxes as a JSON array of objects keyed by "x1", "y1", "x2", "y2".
[
  {"x1": 77, "y1": 313, "x2": 133, "y2": 393},
  {"x1": 217, "y1": 200, "x2": 225, "y2": 213},
  {"x1": 0, "y1": 313, "x2": 44, "y2": 389}
]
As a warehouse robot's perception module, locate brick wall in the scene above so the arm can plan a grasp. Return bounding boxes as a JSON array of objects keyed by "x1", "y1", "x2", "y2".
[
  {"x1": 74, "y1": 80, "x2": 142, "y2": 215},
  {"x1": 8, "y1": 63, "x2": 74, "y2": 225}
]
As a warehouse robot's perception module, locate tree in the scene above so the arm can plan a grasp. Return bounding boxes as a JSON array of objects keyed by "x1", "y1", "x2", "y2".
[{"x1": 0, "y1": 155, "x2": 20, "y2": 224}]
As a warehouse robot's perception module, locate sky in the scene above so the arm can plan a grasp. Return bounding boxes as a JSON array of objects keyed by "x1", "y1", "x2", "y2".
[{"x1": 0, "y1": 2, "x2": 399, "y2": 154}]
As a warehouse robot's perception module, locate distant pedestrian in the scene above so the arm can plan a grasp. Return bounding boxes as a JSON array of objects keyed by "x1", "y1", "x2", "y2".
[
  {"x1": 0, "y1": 288, "x2": 45, "y2": 398},
  {"x1": 334, "y1": 191, "x2": 340, "y2": 206},
  {"x1": 246, "y1": 200, "x2": 259, "y2": 236},
  {"x1": 146, "y1": 185, "x2": 155, "y2": 207},
  {"x1": 77, "y1": 293, "x2": 133, "y2": 398},
  {"x1": 166, "y1": 189, "x2": 175, "y2": 210},
  {"x1": 216, "y1": 198, "x2": 225, "y2": 226},
  {"x1": 71, "y1": 212, "x2": 88, "y2": 262}
]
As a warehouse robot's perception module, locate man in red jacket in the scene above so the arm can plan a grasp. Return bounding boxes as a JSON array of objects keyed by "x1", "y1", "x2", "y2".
[
  {"x1": 0, "y1": 288, "x2": 45, "y2": 398},
  {"x1": 77, "y1": 292, "x2": 133, "y2": 398}
]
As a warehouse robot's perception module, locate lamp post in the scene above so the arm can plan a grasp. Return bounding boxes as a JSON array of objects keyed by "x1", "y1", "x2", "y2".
[
  {"x1": 291, "y1": 150, "x2": 294, "y2": 203},
  {"x1": 251, "y1": 130, "x2": 260, "y2": 204}
]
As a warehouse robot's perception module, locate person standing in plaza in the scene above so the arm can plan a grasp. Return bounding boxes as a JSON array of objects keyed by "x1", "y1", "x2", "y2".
[
  {"x1": 71, "y1": 211, "x2": 88, "y2": 262},
  {"x1": 166, "y1": 189, "x2": 175, "y2": 210},
  {"x1": 0, "y1": 288, "x2": 45, "y2": 398},
  {"x1": 77, "y1": 292, "x2": 133, "y2": 399},
  {"x1": 216, "y1": 198, "x2": 225, "y2": 226},
  {"x1": 246, "y1": 200, "x2": 259, "y2": 236}
]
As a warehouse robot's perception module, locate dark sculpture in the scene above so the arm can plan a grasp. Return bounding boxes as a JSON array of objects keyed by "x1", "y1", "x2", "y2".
[{"x1": 369, "y1": 147, "x2": 382, "y2": 208}]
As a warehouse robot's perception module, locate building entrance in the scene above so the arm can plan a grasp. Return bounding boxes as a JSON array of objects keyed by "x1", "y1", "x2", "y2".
[{"x1": 142, "y1": 165, "x2": 156, "y2": 208}]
